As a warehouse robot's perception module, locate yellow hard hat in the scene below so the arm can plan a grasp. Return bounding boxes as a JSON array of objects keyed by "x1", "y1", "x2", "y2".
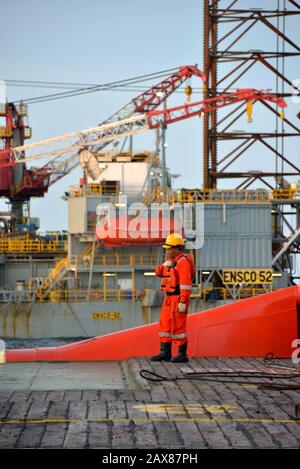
[{"x1": 162, "y1": 233, "x2": 185, "y2": 249}]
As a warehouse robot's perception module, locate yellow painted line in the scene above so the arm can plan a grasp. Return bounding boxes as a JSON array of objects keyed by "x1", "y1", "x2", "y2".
[
  {"x1": 0, "y1": 417, "x2": 300, "y2": 425},
  {"x1": 192, "y1": 383, "x2": 258, "y2": 389},
  {"x1": 132, "y1": 403, "x2": 237, "y2": 414}
]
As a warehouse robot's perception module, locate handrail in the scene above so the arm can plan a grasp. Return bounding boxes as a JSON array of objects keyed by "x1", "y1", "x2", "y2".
[
  {"x1": 0, "y1": 288, "x2": 145, "y2": 303},
  {"x1": 0, "y1": 239, "x2": 67, "y2": 253},
  {"x1": 45, "y1": 289, "x2": 144, "y2": 303},
  {"x1": 203, "y1": 287, "x2": 272, "y2": 301},
  {"x1": 70, "y1": 253, "x2": 162, "y2": 267},
  {"x1": 0, "y1": 286, "x2": 277, "y2": 303},
  {"x1": 271, "y1": 189, "x2": 300, "y2": 200},
  {"x1": 116, "y1": 187, "x2": 300, "y2": 205},
  {"x1": 67, "y1": 184, "x2": 300, "y2": 204}
]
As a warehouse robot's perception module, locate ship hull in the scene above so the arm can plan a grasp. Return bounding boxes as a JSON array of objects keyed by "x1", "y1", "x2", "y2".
[{"x1": 0, "y1": 298, "x2": 228, "y2": 339}]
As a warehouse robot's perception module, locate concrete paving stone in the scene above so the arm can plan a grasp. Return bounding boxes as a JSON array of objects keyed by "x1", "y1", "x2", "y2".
[
  {"x1": 40, "y1": 428, "x2": 66, "y2": 448},
  {"x1": 0, "y1": 357, "x2": 299, "y2": 449},
  {"x1": 223, "y1": 384, "x2": 256, "y2": 400},
  {"x1": 47, "y1": 401, "x2": 69, "y2": 420},
  {"x1": 0, "y1": 402, "x2": 12, "y2": 419},
  {"x1": 134, "y1": 358, "x2": 151, "y2": 367},
  {"x1": 68, "y1": 401, "x2": 87, "y2": 420},
  {"x1": 193, "y1": 383, "x2": 223, "y2": 400},
  {"x1": 148, "y1": 387, "x2": 169, "y2": 401},
  {"x1": 222, "y1": 421, "x2": 272, "y2": 448},
  {"x1": 16, "y1": 423, "x2": 45, "y2": 448},
  {"x1": 160, "y1": 362, "x2": 181, "y2": 375},
  {"x1": 178, "y1": 384, "x2": 203, "y2": 401},
  {"x1": 126, "y1": 358, "x2": 150, "y2": 380},
  {"x1": 240, "y1": 421, "x2": 281, "y2": 447},
  {"x1": 152, "y1": 420, "x2": 184, "y2": 448},
  {"x1": 107, "y1": 400, "x2": 127, "y2": 419},
  {"x1": 125, "y1": 400, "x2": 146, "y2": 420},
  {"x1": 131, "y1": 420, "x2": 158, "y2": 448},
  {"x1": 115, "y1": 390, "x2": 135, "y2": 401},
  {"x1": 282, "y1": 423, "x2": 300, "y2": 443},
  {"x1": 132, "y1": 390, "x2": 151, "y2": 401},
  {"x1": 67, "y1": 421, "x2": 89, "y2": 432},
  {"x1": 111, "y1": 421, "x2": 135, "y2": 448},
  {"x1": 29, "y1": 391, "x2": 49, "y2": 401},
  {"x1": 253, "y1": 396, "x2": 300, "y2": 443},
  {"x1": 260, "y1": 422, "x2": 300, "y2": 448},
  {"x1": 164, "y1": 386, "x2": 187, "y2": 402},
  {"x1": 0, "y1": 392, "x2": 12, "y2": 401},
  {"x1": 0, "y1": 424, "x2": 23, "y2": 448},
  {"x1": 6, "y1": 401, "x2": 32, "y2": 420},
  {"x1": 88, "y1": 422, "x2": 111, "y2": 448},
  {"x1": 64, "y1": 421, "x2": 89, "y2": 449},
  {"x1": 45, "y1": 422, "x2": 68, "y2": 432},
  {"x1": 241, "y1": 400, "x2": 290, "y2": 421},
  {"x1": 184, "y1": 403, "x2": 223, "y2": 420},
  {"x1": 207, "y1": 386, "x2": 238, "y2": 402},
  {"x1": 146, "y1": 403, "x2": 172, "y2": 420},
  {"x1": 279, "y1": 390, "x2": 300, "y2": 403},
  {"x1": 87, "y1": 401, "x2": 108, "y2": 420},
  {"x1": 99, "y1": 390, "x2": 118, "y2": 400},
  {"x1": 81, "y1": 390, "x2": 100, "y2": 401},
  {"x1": 194, "y1": 420, "x2": 231, "y2": 448},
  {"x1": 150, "y1": 363, "x2": 170, "y2": 375},
  {"x1": 278, "y1": 402, "x2": 300, "y2": 419},
  {"x1": 63, "y1": 429, "x2": 88, "y2": 448},
  {"x1": 64, "y1": 390, "x2": 83, "y2": 401},
  {"x1": 45, "y1": 390, "x2": 66, "y2": 401},
  {"x1": 27, "y1": 400, "x2": 50, "y2": 420},
  {"x1": 9, "y1": 391, "x2": 31, "y2": 401},
  {"x1": 174, "y1": 420, "x2": 207, "y2": 448}
]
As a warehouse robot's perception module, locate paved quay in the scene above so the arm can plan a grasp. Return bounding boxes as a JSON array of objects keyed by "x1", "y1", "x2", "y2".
[{"x1": 0, "y1": 357, "x2": 299, "y2": 449}]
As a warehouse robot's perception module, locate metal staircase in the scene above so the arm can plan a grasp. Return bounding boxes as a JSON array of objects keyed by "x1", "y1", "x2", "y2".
[
  {"x1": 37, "y1": 258, "x2": 69, "y2": 299},
  {"x1": 272, "y1": 224, "x2": 300, "y2": 266}
]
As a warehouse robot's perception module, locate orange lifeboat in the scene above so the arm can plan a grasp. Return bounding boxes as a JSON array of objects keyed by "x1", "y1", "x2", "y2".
[{"x1": 96, "y1": 211, "x2": 181, "y2": 248}]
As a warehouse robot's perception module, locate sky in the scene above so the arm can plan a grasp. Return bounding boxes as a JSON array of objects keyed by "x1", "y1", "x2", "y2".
[{"x1": 0, "y1": 1, "x2": 299, "y2": 243}]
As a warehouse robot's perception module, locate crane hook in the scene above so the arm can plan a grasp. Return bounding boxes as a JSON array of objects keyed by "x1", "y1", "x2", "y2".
[
  {"x1": 247, "y1": 100, "x2": 253, "y2": 123},
  {"x1": 185, "y1": 85, "x2": 192, "y2": 103}
]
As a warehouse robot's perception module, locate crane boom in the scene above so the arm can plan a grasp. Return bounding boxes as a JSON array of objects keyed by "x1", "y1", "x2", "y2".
[
  {"x1": 1, "y1": 65, "x2": 206, "y2": 196},
  {"x1": 147, "y1": 89, "x2": 287, "y2": 128},
  {"x1": 6, "y1": 88, "x2": 286, "y2": 168}
]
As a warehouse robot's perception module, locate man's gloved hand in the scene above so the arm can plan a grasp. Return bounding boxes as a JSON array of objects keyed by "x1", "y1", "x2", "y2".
[
  {"x1": 163, "y1": 260, "x2": 174, "y2": 268},
  {"x1": 177, "y1": 302, "x2": 187, "y2": 313}
]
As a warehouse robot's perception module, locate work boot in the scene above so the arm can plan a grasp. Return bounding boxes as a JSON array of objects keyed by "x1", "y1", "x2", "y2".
[
  {"x1": 171, "y1": 343, "x2": 189, "y2": 363},
  {"x1": 150, "y1": 342, "x2": 172, "y2": 362}
]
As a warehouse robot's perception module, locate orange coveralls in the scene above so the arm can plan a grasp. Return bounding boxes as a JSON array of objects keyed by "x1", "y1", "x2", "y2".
[{"x1": 155, "y1": 253, "x2": 195, "y2": 346}]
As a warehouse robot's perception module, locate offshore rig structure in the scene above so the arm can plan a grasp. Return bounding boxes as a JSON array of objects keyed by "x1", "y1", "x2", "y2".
[{"x1": 0, "y1": 0, "x2": 299, "y2": 339}]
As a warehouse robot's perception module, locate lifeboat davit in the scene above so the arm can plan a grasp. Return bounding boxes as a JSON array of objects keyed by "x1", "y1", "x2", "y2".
[{"x1": 96, "y1": 213, "x2": 180, "y2": 248}]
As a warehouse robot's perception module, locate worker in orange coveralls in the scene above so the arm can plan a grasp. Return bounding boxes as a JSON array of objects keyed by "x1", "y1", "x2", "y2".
[{"x1": 151, "y1": 233, "x2": 195, "y2": 363}]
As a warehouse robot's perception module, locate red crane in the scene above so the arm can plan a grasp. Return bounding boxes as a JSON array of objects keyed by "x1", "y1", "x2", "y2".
[
  {"x1": 0, "y1": 67, "x2": 287, "y2": 233},
  {"x1": 0, "y1": 65, "x2": 206, "y2": 200}
]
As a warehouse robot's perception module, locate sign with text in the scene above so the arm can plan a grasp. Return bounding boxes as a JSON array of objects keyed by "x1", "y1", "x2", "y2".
[
  {"x1": 92, "y1": 312, "x2": 121, "y2": 320},
  {"x1": 222, "y1": 269, "x2": 273, "y2": 285}
]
